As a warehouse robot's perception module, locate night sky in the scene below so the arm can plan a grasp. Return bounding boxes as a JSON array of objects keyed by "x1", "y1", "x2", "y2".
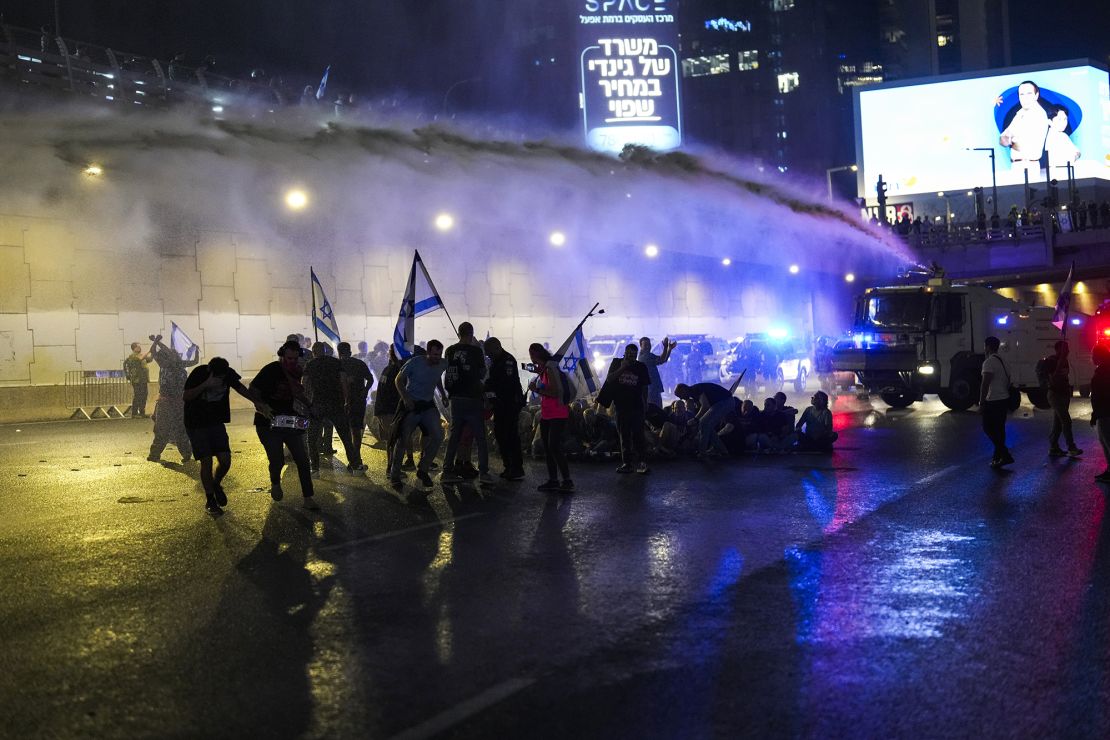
[{"x1": 1, "y1": 0, "x2": 1108, "y2": 99}]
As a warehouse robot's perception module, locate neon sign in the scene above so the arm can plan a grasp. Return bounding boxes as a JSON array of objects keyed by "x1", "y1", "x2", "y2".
[
  {"x1": 578, "y1": 1, "x2": 681, "y2": 153},
  {"x1": 704, "y1": 18, "x2": 753, "y2": 32}
]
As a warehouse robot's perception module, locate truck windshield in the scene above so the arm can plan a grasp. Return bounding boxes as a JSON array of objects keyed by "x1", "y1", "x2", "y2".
[{"x1": 861, "y1": 293, "x2": 931, "y2": 330}]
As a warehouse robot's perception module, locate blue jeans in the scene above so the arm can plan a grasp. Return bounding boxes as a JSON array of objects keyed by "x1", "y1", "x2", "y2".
[
  {"x1": 389, "y1": 407, "x2": 444, "y2": 477},
  {"x1": 698, "y1": 399, "x2": 732, "y2": 454}
]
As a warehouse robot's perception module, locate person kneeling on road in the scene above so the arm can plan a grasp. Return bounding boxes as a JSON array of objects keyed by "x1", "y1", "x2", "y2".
[
  {"x1": 674, "y1": 381, "x2": 733, "y2": 458},
  {"x1": 183, "y1": 357, "x2": 257, "y2": 514}
]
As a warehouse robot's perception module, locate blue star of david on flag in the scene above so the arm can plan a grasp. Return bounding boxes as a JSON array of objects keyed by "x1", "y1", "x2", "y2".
[{"x1": 311, "y1": 268, "x2": 341, "y2": 344}]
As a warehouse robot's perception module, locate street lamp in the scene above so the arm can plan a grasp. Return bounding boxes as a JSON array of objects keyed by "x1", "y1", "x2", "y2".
[
  {"x1": 284, "y1": 188, "x2": 309, "y2": 211},
  {"x1": 967, "y1": 147, "x2": 998, "y2": 219},
  {"x1": 825, "y1": 164, "x2": 858, "y2": 202}
]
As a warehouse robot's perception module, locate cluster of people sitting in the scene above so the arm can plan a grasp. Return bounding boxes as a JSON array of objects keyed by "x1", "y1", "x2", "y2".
[{"x1": 513, "y1": 388, "x2": 839, "y2": 464}]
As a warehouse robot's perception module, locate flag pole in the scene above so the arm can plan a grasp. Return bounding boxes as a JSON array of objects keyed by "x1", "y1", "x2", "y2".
[
  {"x1": 310, "y1": 266, "x2": 319, "y2": 344},
  {"x1": 555, "y1": 302, "x2": 602, "y2": 358},
  {"x1": 414, "y1": 249, "x2": 458, "y2": 337}
]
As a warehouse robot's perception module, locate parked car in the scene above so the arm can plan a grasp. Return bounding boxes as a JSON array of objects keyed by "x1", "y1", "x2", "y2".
[
  {"x1": 586, "y1": 334, "x2": 635, "y2": 383},
  {"x1": 719, "y1": 333, "x2": 812, "y2": 393}
]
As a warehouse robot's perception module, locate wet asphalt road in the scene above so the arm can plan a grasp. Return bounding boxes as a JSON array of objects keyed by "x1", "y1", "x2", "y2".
[{"x1": 2, "y1": 393, "x2": 1109, "y2": 739}]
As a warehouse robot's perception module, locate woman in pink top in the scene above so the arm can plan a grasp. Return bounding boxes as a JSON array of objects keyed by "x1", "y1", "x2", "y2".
[{"x1": 528, "y1": 343, "x2": 573, "y2": 492}]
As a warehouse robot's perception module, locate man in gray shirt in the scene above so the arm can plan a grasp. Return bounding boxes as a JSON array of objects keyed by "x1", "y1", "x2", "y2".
[{"x1": 390, "y1": 339, "x2": 447, "y2": 487}]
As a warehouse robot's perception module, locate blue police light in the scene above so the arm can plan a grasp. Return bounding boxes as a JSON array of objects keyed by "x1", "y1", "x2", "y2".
[
  {"x1": 768, "y1": 326, "x2": 790, "y2": 340},
  {"x1": 1071, "y1": 318, "x2": 1082, "y2": 326},
  {"x1": 996, "y1": 316, "x2": 1008, "y2": 326}
]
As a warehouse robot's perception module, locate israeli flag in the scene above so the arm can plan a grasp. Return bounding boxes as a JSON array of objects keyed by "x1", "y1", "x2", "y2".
[
  {"x1": 315, "y1": 65, "x2": 330, "y2": 101},
  {"x1": 1052, "y1": 261, "x2": 1075, "y2": 335},
  {"x1": 555, "y1": 325, "x2": 598, "y2": 396},
  {"x1": 393, "y1": 250, "x2": 447, "y2": 359},
  {"x1": 311, "y1": 268, "x2": 341, "y2": 344},
  {"x1": 170, "y1": 322, "x2": 199, "y2": 362}
]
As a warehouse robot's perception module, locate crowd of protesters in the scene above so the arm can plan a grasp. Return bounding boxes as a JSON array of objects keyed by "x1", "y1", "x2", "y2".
[{"x1": 127, "y1": 327, "x2": 842, "y2": 515}]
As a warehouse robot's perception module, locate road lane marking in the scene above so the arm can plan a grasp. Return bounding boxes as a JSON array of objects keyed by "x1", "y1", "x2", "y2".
[
  {"x1": 914, "y1": 465, "x2": 961, "y2": 487},
  {"x1": 318, "y1": 512, "x2": 485, "y2": 552},
  {"x1": 389, "y1": 677, "x2": 535, "y2": 740}
]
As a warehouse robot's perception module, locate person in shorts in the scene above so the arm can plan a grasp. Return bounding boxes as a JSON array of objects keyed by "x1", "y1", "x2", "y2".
[{"x1": 183, "y1": 357, "x2": 255, "y2": 514}]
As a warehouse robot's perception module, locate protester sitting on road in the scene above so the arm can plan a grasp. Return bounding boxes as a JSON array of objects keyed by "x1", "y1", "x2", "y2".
[
  {"x1": 795, "y1": 390, "x2": 839, "y2": 452},
  {"x1": 1089, "y1": 344, "x2": 1110, "y2": 482},
  {"x1": 674, "y1": 382, "x2": 733, "y2": 458},
  {"x1": 754, "y1": 397, "x2": 790, "y2": 453}
]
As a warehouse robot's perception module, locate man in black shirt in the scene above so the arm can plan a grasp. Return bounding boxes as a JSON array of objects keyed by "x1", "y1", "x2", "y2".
[
  {"x1": 440, "y1": 322, "x2": 492, "y2": 485},
  {"x1": 337, "y1": 341, "x2": 374, "y2": 455},
  {"x1": 183, "y1": 357, "x2": 255, "y2": 514},
  {"x1": 675, "y1": 381, "x2": 733, "y2": 456},
  {"x1": 603, "y1": 343, "x2": 652, "y2": 474},
  {"x1": 304, "y1": 342, "x2": 364, "y2": 475},
  {"x1": 484, "y1": 337, "x2": 526, "y2": 480}
]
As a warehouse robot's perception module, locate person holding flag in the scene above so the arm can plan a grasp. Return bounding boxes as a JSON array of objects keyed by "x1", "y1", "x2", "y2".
[{"x1": 147, "y1": 332, "x2": 198, "y2": 464}]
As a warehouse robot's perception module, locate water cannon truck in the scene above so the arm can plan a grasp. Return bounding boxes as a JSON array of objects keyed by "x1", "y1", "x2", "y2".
[{"x1": 831, "y1": 277, "x2": 1095, "y2": 410}]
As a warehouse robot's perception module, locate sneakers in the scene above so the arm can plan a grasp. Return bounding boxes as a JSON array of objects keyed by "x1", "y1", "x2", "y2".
[
  {"x1": 1049, "y1": 447, "x2": 1067, "y2": 458},
  {"x1": 401, "y1": 459, "x2": 417, "y2": 471},
  {"x1": 1068, "y1": 447, "x2": 1084, "y2": 457},
  {"x1": 616, "y1": 463, "x2": 633, "y2": 474},
  {"x1": 439, "y1": 471, "x2": 463, "y2": 484},
  {"x1": 205, "y1": 496, "x2": 223, "y2": 515},
  {"x1": 146, "y1": 453, "x2": 160, "y2": 462},
  {"x1": 559, "y1": 479, "x2": 575, "y2": 492},
  {"x1": 347, "y1": 462, "x2": 367, "y2": 474},
  {"x1": 537, "y1": 479, "x2": 560, "y2": 492},
  {"x1": 991, "y1": 450, "x2": 1015, "y2": 468},
  {"x1": 479, "y1": 472, "x2": 495, "y2": 487},
  {"x1": 389, "y1": 474, "x2": 404, "y2": 486},
  {"x1": 302, "y1": 496, "x2": 320, "y2": 510},
  {"x1": 310, "y1": 468, "x2": 320, "y2": 479},
  {"x1": 213, "y1": 484, "x2": 228, "y2": 507},
  {"x1": 635, "y1": 462, "x2": 650, "y2": 474},
  {"x1": 270, "y1": 484, "x2": 284, "y2": 501},
  {"x1": 457, "y1": 462, "x2": 480, "y2": 479},
  {"x1": 416, "y1": 470, "x2": 434, "y2": 488}
]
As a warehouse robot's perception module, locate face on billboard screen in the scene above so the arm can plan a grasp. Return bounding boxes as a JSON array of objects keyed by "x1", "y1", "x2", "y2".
[
  {"x1": 578, "y1": 1, "x2": 682, "y2": 154},
  {"x1": 857, "y1": 65, "x2": 1110, "y2": 197}
]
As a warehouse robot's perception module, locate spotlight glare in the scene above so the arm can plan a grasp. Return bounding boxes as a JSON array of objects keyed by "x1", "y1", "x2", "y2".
[
  {"x1": 789, "y1": 264, "x2": 800, "y2": 274},
  {"x1": 83, "y1": 164, "x2": 103, "y2": 177},
  {"x1": 284, "y1": 188, "x2": 309, "y2": 210},
  {"x1": 434, "y1": 213, "x2": 455, "y2": 232},
  {"x1": 721, "y1": 257, "x2": 732, "y2": 266},
  {"x1": 549, "y1": 231, "x2": 567, "y2": 247},
  {"x1": 644, "y1": 244, "x2": 659, "y2": 258},
  {"x1": 845, "y1": 272, "x2": 856, "y2": 283}
]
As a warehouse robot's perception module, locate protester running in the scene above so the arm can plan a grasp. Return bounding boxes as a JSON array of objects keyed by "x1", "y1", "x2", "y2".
[{"x1": 183, "y1": 357, "x2": 255, "y2": 514}]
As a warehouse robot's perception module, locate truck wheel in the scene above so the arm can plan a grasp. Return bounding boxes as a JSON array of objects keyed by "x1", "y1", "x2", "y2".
[
  {"x1": 1025, "y1": 388, "x2": 1051, "y2": 409},
  {"x1": 938, "y1": 374, "x2": 977, "y2": 411},
  {"x1": 881, "y1": 392, "x2": 914, "y2": 409},
  {"x1": 774, "y1": 368, "x2": 785, "y2": 392},
  {"x1": 794, "y1": 367, "x2": 808, "y2": 393},
  {"x1": 1080, "y1": 384, "x2": 1091, "y2": 399}
]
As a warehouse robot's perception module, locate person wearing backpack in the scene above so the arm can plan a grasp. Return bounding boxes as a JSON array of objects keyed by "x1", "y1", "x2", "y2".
[
  {"x1": 527, "y1": 343, "x2": 574, "y2": 492},
  {"x1": 1044, "y1": 340, "x2": 1083, "y2": 458},
  {"x1": 438, "y1": 322, "x2": 492, "y2": 485}
]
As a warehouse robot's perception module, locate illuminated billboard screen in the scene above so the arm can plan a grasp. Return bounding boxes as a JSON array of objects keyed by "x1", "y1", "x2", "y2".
[
  {"x1": 855, "y1": 62, "x2": 1110, "y2": 198},
  {"x1": 578, "y1": 1, "x2": 682, "y2": 154}
]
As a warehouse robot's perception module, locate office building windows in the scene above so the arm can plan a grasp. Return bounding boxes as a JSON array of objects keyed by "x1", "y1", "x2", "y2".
[
  {"x1": 737, "y1": 50, "x2": 759, "y2": 71},
  {"x1": 682, "y1": 54, "x2": 731, "y2": 77}
]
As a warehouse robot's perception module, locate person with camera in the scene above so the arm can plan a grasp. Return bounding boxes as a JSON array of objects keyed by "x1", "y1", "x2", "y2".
[
  {"x1": 527, "y1": 343, "x2": 573, "y2": 492},
  {"x1": 124, "y1": 342, "x2": 153, "y2": 417},
  {"x1": 183, "y1": 357, "x2": 256, "y2": 514},
  {"x1": 389, "y1": 339, "x2": 447, "y2": 487},
  {"x1": 250, "y1": 340, "x2": 318, "y2": 507},
  {"x1": 484, "y1": 337, "x2": 526, "y2": 481}
]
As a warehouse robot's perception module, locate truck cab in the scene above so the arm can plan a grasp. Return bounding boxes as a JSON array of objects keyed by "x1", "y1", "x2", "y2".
[{"x1": 831, "y1": 278, "x2": 1094, "y2": 410}]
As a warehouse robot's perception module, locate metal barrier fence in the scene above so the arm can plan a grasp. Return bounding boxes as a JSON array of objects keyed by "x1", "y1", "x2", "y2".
[{"x1": 64, "y1": 370, "x2": 130, "y2": 419}]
